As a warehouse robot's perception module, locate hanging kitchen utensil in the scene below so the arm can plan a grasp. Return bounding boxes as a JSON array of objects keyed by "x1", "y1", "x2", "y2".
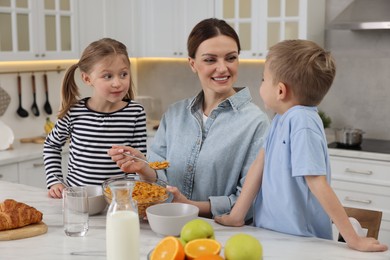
[
  {"x1": 31, "y1": 74, "x2": 40, "y2": 116},
  {"x1": 0, "y1": 86, "x2": 11, "y2": 116},
  {"x1": 43, "y1": 73, "x2": 52, "y2": 115},
  {"x1": 16, "y1": 75, "x2": 29, "y2": 118}
]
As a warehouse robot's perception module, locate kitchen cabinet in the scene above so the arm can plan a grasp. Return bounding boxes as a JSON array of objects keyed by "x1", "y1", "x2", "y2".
[
  {"x1": 77, "y1": 0, "x2": 138, "y2": 56},
  {"x1": 18, "y1": 157, "x2": 47, "y2": 189},
  {"x1": 138, "y1": 0, "x2": 214, "y2": 57},
  {"x1": 0, "y1": 163, "x2": 19, "y2": 183},
  {"x1": 329, "y1": 154, "x2": 390, "y2": 245},
  {"x1": 214, "y1": 0, "x2": 325, "y2": 59},
  {"x1": 0, "y1": 0, "x2": 79, "y2": 61}
]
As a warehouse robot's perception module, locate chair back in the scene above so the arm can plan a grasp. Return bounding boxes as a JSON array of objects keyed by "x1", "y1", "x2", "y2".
[{"x1": 338, "y1": 206, "x2": 382, "y2": 242}]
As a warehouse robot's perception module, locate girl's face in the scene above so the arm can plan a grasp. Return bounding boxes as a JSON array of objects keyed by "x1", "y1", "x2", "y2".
[
  {"x1": 82, "y1": 55, "x2": 130, "y2": 105},
  {"x1": 259, "y1": 62, "x2": 279, "y2": 112},
  {"x1": 189, "y1": 35, "x2": 239, "y2": 97}
]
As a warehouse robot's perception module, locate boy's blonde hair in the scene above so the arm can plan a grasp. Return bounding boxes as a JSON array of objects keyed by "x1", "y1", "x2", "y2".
[
  {"x1": 266, "y1": 39, "x2": 336, "y2": 106},
  {"x1": 58, "y1": 38, "x2": 134, "y2": 119}
]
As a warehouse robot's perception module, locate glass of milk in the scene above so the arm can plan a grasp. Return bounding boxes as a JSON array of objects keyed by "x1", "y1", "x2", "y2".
[
  {"x1": 106, "y1": 180, "x2": 140, "y2": 260},
  {"x1": 62, "y1": 186, "x2": 89, "y2": 237}
]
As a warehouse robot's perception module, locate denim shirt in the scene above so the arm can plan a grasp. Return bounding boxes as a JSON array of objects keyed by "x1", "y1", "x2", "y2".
[{"x1": 149, "y1": 87, "x2": 270, "y2": 217}]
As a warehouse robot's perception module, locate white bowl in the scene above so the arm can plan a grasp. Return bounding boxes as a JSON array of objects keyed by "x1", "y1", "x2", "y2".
[
  {"x1": 85, "y1": 185, "x2": 107, "y2": 215},
  {"x1": 146, "y1": 203, "x2": 199, "y2": 236}
]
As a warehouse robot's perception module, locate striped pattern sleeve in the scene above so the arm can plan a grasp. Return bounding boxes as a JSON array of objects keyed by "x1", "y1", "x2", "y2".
[{"x1": 43, "y1": 99, "x2": 147, "y2": 188}]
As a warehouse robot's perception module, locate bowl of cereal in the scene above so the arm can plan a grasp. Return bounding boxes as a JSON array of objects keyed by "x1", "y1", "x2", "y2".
[{"x1": 102, "y1": 175, "x2": 172, "y2": 220}]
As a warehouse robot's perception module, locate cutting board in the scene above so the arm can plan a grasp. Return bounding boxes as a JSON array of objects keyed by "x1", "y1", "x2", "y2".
[
  {"x1": 20, "y1": 136, "x2": 46, "y2": 144},
  {"x1": 0, "y1": 222, "x2": 48, "y2": 241}
]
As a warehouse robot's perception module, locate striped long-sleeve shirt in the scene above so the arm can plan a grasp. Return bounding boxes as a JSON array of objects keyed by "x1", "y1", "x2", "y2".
[{"x1": 43, "y1": 98, "x2": 147, "y2": 188}]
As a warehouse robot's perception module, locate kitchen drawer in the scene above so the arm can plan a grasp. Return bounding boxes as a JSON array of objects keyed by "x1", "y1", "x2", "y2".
[
  {"x1": 18, "y1": 158, "x2": 47, "y2": 189},
  {"x1": 332, "y1": 180, "x2": 390, "y2": 212},
  {"x1": 0, "y1": 163, "x2": 19, "y2": 183},
  {"x1": 330, "y1": 156, "x2": 390, "y2": 185}
]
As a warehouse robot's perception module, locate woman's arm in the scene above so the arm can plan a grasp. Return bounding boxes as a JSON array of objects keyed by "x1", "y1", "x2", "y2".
[
  {"x1": 215, "y1": 149, "x2": 265, "y2": 226},
  {"x1": 306, "y1": 175, "x2": 388, "y2": 252}
]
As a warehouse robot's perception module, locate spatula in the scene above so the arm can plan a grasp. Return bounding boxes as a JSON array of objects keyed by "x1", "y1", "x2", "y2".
[{"x1": 31, "y1": 74, "x2": 40, "y2": 116}]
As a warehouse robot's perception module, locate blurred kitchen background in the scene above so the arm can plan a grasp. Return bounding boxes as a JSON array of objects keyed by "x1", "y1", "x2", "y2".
[{"x1": 0, "y1": 0, "x2": 389, "y2": 141}]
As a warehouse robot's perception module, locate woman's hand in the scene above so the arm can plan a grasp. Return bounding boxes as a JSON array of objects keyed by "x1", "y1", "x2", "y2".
[
  {"x1": 108, "y1": 145, "x2": 149, "y2": 174},
  {"x1": 166, "y1": 185, "x2": 190, "y2": 204},
  {"x1": 48, "y1": 183, "x2": 65, "y2": 198}
]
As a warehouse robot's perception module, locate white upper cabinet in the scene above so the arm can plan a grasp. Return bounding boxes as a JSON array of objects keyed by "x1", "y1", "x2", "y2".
[
  {"x1": 0, "y1": 0, "x2": 79, "y2": 61},
  {"x1": 78, "y1": 0, "x2": 138, "y2": 57},
  {"x1": 215, "y1": 0, "x2": 325, "y2": 59},
  {"x1": 138, "y1": 0, "x2": 215, "y2": 57}
]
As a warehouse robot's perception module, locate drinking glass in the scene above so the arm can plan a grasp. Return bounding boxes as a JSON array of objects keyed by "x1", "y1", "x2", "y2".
[{"x1": 62, "y1": 186, "x2": 89, "y2": 237}]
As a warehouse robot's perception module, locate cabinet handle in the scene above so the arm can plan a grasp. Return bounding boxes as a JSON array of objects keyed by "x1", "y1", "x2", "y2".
[
  {"x1": 345, "y1": 168, "x2": 373, "y2": 175},
  {"x1": 344, "y1": 196, "x2": 372, "y2": 204},
  {"x1": 33, "y1": 163, "x2": 44, "y2": 167}
]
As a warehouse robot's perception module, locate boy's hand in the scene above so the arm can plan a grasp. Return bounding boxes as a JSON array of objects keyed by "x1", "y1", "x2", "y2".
[
  {"x1": 347, "y1": 236, "x2": 388, "y2": 252},
  {"x1": 214, "y1": 214, "x2": 245, "y2": 227}
]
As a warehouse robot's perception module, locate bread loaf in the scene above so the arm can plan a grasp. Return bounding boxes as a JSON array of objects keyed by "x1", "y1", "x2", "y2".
[{"x1": 0, "y1": 199, "x2": 43, "y2": 231}]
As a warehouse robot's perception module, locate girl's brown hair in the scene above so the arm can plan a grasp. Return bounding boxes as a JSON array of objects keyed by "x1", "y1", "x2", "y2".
[
  {"x1": 58, "y1": 38, "x2": 134, "y2": 118},
  {"x1": 187, "y1": 18, "x2": 241, "y2": 59},
  {"x1": 266, "y1": 39, "x2": 336, "y2": 106}
]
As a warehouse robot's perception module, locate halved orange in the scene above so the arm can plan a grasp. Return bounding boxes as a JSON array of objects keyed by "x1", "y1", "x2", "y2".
[
  {"x1": 184, "y1": 239, "x2": 222, "y2": 260},
  {"x1": 150, "y1": 236, "x2": 185, "y2": 260}
]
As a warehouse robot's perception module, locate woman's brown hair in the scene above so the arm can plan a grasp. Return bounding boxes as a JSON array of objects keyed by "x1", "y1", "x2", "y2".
[
  {"x1": 187, "y1": 18, "x2": 241, "y2": 59},
  {"x1": 58, "y1": 38, "x2": 134, "y2": 118}
]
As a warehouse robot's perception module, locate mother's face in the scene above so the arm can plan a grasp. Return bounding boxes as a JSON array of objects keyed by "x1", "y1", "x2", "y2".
[{"x1": 188, "y1": 35, "x2": 239, "y2": 96}]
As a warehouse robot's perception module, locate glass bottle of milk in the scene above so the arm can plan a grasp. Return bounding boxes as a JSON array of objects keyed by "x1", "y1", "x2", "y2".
[{"x1": 106, "y1": 180, "x2": 140, "y2": 260}]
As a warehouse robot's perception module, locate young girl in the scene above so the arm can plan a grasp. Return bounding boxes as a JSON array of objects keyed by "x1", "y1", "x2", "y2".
[{"x1": 43, "y1": 38, "x2": 147, "y2": 199}]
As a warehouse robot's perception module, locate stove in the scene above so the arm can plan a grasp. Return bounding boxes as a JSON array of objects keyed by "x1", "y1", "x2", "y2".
[{"x1": 328, "y1": 138, "x2": 390, "y2": 154}]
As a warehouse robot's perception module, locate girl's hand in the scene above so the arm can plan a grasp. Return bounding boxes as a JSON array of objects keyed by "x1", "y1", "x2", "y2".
[{"x1": 48, "y1": 183, "x2": 65, "y2": 198}]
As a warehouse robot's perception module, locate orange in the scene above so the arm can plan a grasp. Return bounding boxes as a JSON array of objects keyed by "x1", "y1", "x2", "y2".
[
  {"x1": 194, "y1": 255, "x2": 224, "y2": 260},
  {"x1": 150, "y1": 236, "x2": 185, "y2": 260},
  {"x1": 184, "y1": 239, "x2": 222, "y2": 260}
]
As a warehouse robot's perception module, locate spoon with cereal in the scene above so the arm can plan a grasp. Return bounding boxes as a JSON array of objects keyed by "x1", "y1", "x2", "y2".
[{"x1": 122, "y1": 152, "x2": 170, "y2": 170}]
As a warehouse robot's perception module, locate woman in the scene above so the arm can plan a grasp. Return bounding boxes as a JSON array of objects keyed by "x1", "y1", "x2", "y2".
[{"x1": 108, "y1": 18, "x2": 269, "y2": 218}]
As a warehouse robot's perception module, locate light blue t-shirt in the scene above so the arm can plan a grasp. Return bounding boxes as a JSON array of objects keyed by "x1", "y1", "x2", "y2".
[
  {"x1": 149, "y1": 87, "x2": 270, "y2": 218},
  {"x1": 253, "y1": 105, "x2": 333, "y2": 239}
]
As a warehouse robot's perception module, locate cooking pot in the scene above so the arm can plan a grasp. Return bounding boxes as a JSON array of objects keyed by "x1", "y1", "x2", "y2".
[{"x1": 334, "y1": 128, "x2": 365, "y2": 146}]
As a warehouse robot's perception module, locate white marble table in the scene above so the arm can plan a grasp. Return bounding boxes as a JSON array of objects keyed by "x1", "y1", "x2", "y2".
[{"x1": 0, "y1": 181, "x2": 389, "y2": 260}]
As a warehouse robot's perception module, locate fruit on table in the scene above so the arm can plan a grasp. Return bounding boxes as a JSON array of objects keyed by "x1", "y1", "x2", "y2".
[
  {"x1": 194, "y1": 255, "x2": 224, "y2": 260},
  {"x1": 44, "y1": 117, "x2": 55, "y2": 135},
  {"x1": 224, "y1": 233, "x2": 262, "y2": 260},
  {"x1": 180, "y1": 219, "x2": 215, "y2": 245},
  {"x1": 150, "y1": 236, "x2": 185, "y2": 260},
  {"x1": 184, "y1": 238, "x2": 222, "y2": 260}
]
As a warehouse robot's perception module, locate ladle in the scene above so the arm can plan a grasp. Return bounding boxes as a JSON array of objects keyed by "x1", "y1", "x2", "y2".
[
  {"x1": 43, "y1": 73, "x2": 52, "y2": 115},
  {"x1": 31, "y1": 74, "x2": 40, "y2": 116},
  {"x1": 16, "y1": 75, "x2": 29, "y2": 118}
]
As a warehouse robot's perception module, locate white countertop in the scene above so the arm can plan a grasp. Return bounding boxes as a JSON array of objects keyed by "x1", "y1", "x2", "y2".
[
  {"x1": 328, "y1": 147, "x2": 390, "y2": 161},
  {"x1": 0, "y1": 181, "x2": 389, "y2": 260}
]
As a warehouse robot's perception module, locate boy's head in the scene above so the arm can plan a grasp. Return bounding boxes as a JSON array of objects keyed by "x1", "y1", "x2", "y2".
[{"x1": 266, "y1": 39, "x2": 336, "y2": 106}]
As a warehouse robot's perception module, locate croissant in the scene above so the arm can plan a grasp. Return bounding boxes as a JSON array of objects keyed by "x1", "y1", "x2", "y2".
[{"x1": 0, "y1": 199, "x2": 43, "y2": 231}]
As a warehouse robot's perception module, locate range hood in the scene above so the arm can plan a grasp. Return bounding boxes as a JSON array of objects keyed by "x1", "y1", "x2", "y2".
[{"x1": 328, "y1": 0, "x2": 390, "y2": 30}]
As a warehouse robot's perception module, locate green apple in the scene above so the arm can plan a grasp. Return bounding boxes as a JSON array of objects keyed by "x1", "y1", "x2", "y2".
[
  {"x1": 224, "y1": 233, "x2": 262, "y2": 260},
  {"x1": 180, "y1": 219, "x2": 215, "y2": 244}
]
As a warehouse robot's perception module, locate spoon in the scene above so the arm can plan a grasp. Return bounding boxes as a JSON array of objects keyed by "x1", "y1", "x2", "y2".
[
  {"x1": 43, "y1": 73, "x2": 52, "y2": 115},
  {"x1": 16, "y1": 75, "x2": 29, "y2": 118},
  {"x1": 122, "y1": 152, "x2": 170, "y2": 170},
  {"x1": 52, "y1": 173, "x2": 69, "y2": 188},
  {"x1": 31, "y1": 74, "x2": 40, "y2": 116}
]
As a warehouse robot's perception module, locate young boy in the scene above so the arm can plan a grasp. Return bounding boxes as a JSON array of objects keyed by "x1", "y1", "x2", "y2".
[{"x1": 215, "y1": 39, "x2": 388, "y2": 252}]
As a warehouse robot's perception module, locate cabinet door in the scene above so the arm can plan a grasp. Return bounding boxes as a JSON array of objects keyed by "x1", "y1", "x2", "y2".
[
  {"x1": 0, "y1": 0, "x2": 79, "y2": 61},
  {"x1": 18, "y1": 158, "x2": 47, "y2": 189},
  {"x1": 139, "y1": 0, "x2": 214, "y2": 57},
  {"x1": 0, "y1": 163, "x2": 19, "y2": 183}
]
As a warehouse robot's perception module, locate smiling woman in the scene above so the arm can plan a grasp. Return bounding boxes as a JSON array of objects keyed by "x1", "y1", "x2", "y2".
[{"x1": 108, "y1": 18, "x2": 270, "y2": 220}]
